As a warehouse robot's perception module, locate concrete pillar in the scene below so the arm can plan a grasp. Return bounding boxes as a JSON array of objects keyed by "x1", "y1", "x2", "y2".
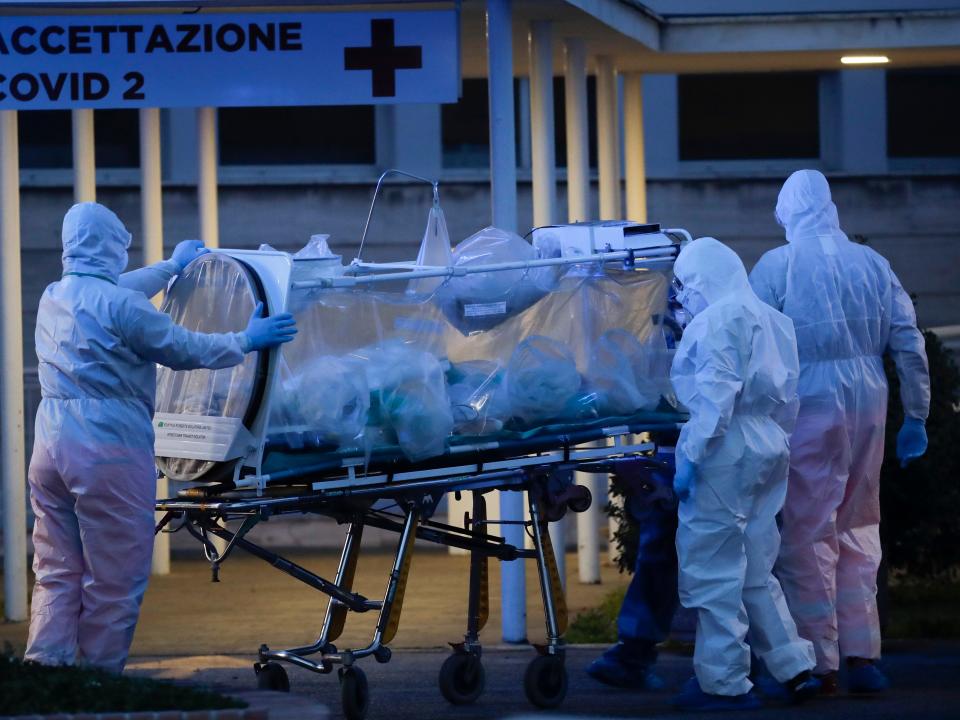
[
  {"x1": 642, "y1": 74, "x2": 679, "y2": 178},
  {"x1": 197, "y1": 107, "x2": 219, "y2": 248},
  {"x1": 1, "y1": 110, "x2": 28, "y2": 622},
  {"x1": 140, "y1": 107, "x2": 170, "y2": 576},
  {"x1": 623, "y1": 73, "x2": 648, "y2": 223},
  {"x1": 821, "y1": 69, "x2": 888, "y2": 174},
  {"x1": 563, "y1": 38, "x2": 590, "y2": 223},
  {"x1": 72, "y1": 109, "x2": 96, "y2": 203},
  {"x1": 517, "y1": 77, "x2": 532, "y2": 170},
  {"x1": 595, "y1": 56, "x2": 621, "y2": 220},
  {"x1": 487, "y1": 0, "x2": 525, "y2": 643},
  {"x1": 528, "y1": 20, "x2": 557, "y2": 228}
]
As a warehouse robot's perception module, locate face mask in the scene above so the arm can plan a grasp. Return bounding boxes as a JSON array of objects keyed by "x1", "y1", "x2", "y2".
[{"x1": 677, "y1": 286, "x2": 709, "y2": 317}]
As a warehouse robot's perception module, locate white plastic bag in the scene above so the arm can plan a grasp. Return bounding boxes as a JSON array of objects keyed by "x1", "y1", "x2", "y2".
[
  {"x1": 505, "y1": 336, "x2": 582, "y2": 425},
  {"x1": 437, "y1": 227, "x2": 558, "y2": 334},
  {"x1": 408, "y1": 206, "x2": 452, "y2": 296},
  {"x1": 294, "y1": 234, "x2": 336, "y2": 259},
  {"x1": 358, "y1": 340, "x2": 454, "y2": 461},
  {"x1": 586, "y1": 329, "x2": 675, "y2": 415},
  {"x1": 273, "y1": 355, "x2": 370, "y2": 447}
]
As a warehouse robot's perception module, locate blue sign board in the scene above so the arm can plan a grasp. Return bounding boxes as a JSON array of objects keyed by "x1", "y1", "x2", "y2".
[{"x1": 0, "y1": 10, "x2": 460, "y2": 109}]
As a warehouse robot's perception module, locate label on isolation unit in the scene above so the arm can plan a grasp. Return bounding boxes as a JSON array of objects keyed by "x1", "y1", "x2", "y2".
[
  {"x1": 463, "y1": 301, "x2": 507, "y2": 318},
  {"x1": 153, "y1": 412, "x2": 246, "y2": 461}
]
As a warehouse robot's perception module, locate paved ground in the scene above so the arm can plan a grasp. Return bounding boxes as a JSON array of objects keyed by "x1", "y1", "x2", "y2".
[
  {"x1": 126, "y1": 643, "x2": 960, "y2": 720},
  {"x1": 1, "y1": 548, "x2": 630, "y2": 655},
  {"x1": 5, "y1": 548, "x2": 960, "y2": 719}
]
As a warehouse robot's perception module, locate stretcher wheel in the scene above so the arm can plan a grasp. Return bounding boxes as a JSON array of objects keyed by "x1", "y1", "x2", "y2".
[
  {"x1": 255, "y1": 662, "x2": 290, "y2": 692},
  {"x1": 523, "y1": 654, "x2": 567, "y2": 709},
  {"x1": 438, "y1": 652, "x2": 486, "y2": 705},
  {"x1": 566, "y1": 486, "x2": 592, "y2": 514},
  {"x1": 339, "y1": 666, "x2": 370, "y2": 720}
]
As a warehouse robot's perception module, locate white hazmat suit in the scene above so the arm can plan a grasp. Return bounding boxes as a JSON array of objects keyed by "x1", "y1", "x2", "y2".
[
  {"x1": 25, "y1": 203, "x2": 248, "y2": 673},
  {"x1": 671, "y1": 237, "x2": 815, "y2": 696},
  {"x1": 750, "y1": 170, "x2": 930, "y2": 673}
]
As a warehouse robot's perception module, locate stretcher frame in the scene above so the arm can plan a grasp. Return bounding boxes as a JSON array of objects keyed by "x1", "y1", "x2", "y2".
[{"x1": 155, "y1": 420, "x2": 681, "y2": 719}]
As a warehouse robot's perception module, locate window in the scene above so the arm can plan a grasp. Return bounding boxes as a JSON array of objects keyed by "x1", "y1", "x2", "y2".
[
  {"x1": 887, "y1": 67, "x2": 960, "y2": 158},
  {"x1": 678, "y1": 73, "x2": 820, "y2": 160},
  {"x1": 18, "y1": 109, "x2": 139, "y2": 169},
  {"x1": 441, "y1": 78, "x2": 530, "y2": 168},
  {"x1": 218, "y1": 106, "x2": 376, "y2": 165},
  {"x1": 441, "y1": 79, "x2": 493, "y2": 168},
  {"x1": 19, "y1": 111, "x2": 71, "y2": 168}
]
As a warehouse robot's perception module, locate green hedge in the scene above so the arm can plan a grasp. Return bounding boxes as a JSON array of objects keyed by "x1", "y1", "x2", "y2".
[{"x1": 0, "y1": 653, "x2": 246, "y2": 716}]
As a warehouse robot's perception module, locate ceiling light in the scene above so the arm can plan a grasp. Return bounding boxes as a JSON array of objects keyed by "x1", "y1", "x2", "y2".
[{"x1": 841, "y1": 55, "x2": 890, "y2": 65}]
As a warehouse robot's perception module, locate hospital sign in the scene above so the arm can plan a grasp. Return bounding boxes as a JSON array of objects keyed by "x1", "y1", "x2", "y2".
[{"x1": 0, "y1": 10, "x2": 460, "y2": 109}]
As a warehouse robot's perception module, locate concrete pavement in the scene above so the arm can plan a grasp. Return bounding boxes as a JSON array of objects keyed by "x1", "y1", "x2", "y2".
[{"x1": 124, "y1": 643, "x2": 960, "y2": 720}]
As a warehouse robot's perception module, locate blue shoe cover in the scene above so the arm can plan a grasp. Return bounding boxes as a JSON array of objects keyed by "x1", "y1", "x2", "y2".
[
  {"x1": 672, "y1": 677, "x2": 762, "y2": 711},
  {"x1": 847, "y1": 663, "x2": 889, "y2": 694},
  {"x1": 587, "y1": 647, "x2": 665, "y2": 690}
]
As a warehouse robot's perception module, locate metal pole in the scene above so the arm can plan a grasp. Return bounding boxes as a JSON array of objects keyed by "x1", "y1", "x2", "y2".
[
  {"x1": 1, "y1": 111, "x2": 28, "y2": 622},
  {"x1": 139, "y1": 107, "x2": 171, "y2": 576},
  {"x1": 72, "y1": 109, "x2": 96, "y2": 203},
  {"x1": 624, "y1": 73, "x2": 648, "y2": 223},
  {"x1": 563, "y1": 38, "x2": 590, "y2": 223},
  {"x1": 487, "y1": 0, "x2": 525, "y2": 643},
  {"x1": 486, "y1": 0, "x2": 518, "y2": 234},
  {"x1": 197, "y1": 107, "x2": 219, "y2": 248},
  {"x1": 595, "y1": 56, "x2": 621, "y2": 220},
  {"x1": 528, "y1": 20, "x2": 557, "y2": 228}
]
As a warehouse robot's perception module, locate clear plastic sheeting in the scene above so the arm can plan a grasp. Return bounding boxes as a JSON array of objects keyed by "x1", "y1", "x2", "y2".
[
  {"x1": 294, "y1": 234, "x2": 337, "y2": 260},
  {"x1": 155, "y1": 254, "x2": 262, "y2": 481},
  {"x1": 269, "y1": 258, "x2": 673, "y2": 461}
]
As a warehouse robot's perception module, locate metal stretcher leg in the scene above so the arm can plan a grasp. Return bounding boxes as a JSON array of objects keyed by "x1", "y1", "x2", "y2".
[
  {"x1": 439, "y1": 491, "x2": 489, "y2": 705},
  {"x1": 524, "y1": 491, "x2": 569, "y2": 709}
]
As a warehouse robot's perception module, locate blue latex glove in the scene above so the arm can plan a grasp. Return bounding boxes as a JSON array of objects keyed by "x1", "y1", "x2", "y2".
[
  {"x1": 171, "y1": 239, "x2": 210, "y2": 271},
  {"x1": 896, "y1": 417, "x2": 928, "y2": 468},
  {"x1": 243, "y1": 302, "x2": 297, "y2": 351},
  {"x1": 673, "y1": 455, "x2": 695, "y2": 503}
]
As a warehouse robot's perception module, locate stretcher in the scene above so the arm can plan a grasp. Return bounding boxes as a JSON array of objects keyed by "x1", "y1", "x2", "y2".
[{"x1": 154, "y1": 172, "x2": 689, "y2": 720}]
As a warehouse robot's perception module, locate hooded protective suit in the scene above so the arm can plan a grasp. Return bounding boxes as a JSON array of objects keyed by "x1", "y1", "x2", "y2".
[
  {"x1": 671, "y1": 237, "x2": 815, "y2": 696},
  {"x1": 750, "y1": 170, "x2": 930, "y2": 673},
  {"x1": 25, "y1": 203, "x2": 248, "y2": 673}
]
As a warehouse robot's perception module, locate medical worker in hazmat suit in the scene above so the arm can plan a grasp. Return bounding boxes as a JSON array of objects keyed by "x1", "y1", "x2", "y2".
[
  {"x1": 25, "y1": 203, "x2": 297, "y2": 674},
  {"x1": 750, "y1": 170, "x2": 930, "y2": 694},
  {"x1": 670, "y1": 237, "x2": 818, "y2": 711}
]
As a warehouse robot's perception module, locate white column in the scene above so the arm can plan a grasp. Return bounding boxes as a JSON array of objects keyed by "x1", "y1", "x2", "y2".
[
  {"x1": 140, "y1": 107, "x2": 171, "y2": 576},
  {"x1": 72, "y1": 109, "x2": 96, "y2": 203},
  {"x1": 564, "y1": 38, "x2": 590, "y2": 223},
  {"x1": 576, "y1": 473, "x2": 602, "y2": 583},
  {"x1": 197, "y1": 107, "x2": 219, "y2": 248},
  {"x1": 528, "y1": 20, "x2": 557, "y2": 228},
  {"x1": 595, "y1": 56, "x2": 621, "y2": 220},
  {"x1": 1, "y1": 111, "x2": 28, "y2": 622},
  {"x1": 487, "y1": 0, "x2": 525, "y2": 643},
  {"x1": 623, "y1": 73, "x2": 648, "y2": 223}
]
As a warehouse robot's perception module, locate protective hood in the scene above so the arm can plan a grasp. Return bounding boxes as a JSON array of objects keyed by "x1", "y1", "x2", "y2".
[
  {"x1": 61, "y1": 202, "x2": 131, "y2": 282},
  {"x1": 674, "y1": 236, "x2": 750, "y2": 309},
  {"x1": 775, "y1": 169, "x2": 844, "y2": 245}
]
